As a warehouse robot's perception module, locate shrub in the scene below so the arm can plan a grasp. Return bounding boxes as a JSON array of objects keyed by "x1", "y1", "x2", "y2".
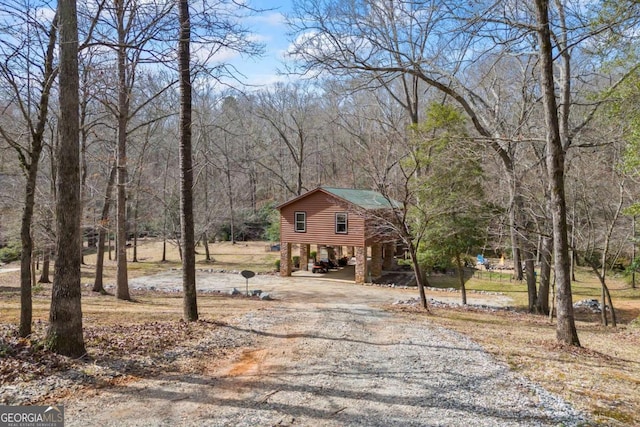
[
  {"x1": 264, "y1": 208, "x2": 281, "y2": 242},
  {"x1": 293, "y1": 256, "x2": 300, "y2": 268},
  {"x1": 274, "y1": 259, "x2": 281, "y2": 272},
  {"x1": 0, "y1": 242, "x2": 21, "y2": 263},
  {"x1": 310, "y1": 251, "x2": 317, "y2": 261}
]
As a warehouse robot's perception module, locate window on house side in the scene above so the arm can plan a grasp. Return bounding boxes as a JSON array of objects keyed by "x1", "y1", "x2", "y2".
[
  {"x1": 336, "y1": 213, "x2": 348, "y2": 234},
  {"x1": 295, "y1": 211, "x2": 306, "y2": 232}
]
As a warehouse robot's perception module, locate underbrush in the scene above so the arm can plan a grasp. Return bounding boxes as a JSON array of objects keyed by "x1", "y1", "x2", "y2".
[{"x1": 0, "y1": 242, "x2": 21, "y2": 264}]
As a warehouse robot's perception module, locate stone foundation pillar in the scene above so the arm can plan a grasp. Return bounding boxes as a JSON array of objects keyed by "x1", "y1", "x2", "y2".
[
  {"x1": 280, "y1": 242, "x2": 292, "y2": 277},
  {"x1": 327, "y1": 246, "x2": 336, "y2": 261},
  {"x1": 355, "y1": 246, "x2": 366, "y2": 284},
  {"x1": 383, "y1": 242, "x2": 395, "y2": 270},
  {"x1": 370, "y1": 243, "x2": 382, "y2": 278},
  {"x1": 300, "y1": 244, "x2": 309, "y2": 271}
]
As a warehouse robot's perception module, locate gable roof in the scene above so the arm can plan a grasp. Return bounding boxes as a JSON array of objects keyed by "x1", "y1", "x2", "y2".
[{"x1": 276, "y1": 186, "x2": 400, "y2": 211}]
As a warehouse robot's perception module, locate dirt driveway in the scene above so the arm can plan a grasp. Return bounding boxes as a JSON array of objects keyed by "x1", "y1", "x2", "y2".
[
  {"x1": 128, "y1": 267, "x2": 511, "y2": 306},
  {"x1": 63, "y1": 270, "x2": 588, "y2": 426}
]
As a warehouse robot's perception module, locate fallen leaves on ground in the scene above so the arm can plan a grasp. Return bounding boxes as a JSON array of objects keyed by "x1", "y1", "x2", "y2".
[{"x1": 0, "y1": 318, "x2": 235, "y2": 405}]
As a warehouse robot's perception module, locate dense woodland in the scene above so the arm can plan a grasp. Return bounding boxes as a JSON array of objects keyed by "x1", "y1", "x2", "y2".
[{"x1": 1, "y1": 0, "x2": 640, "y2": 354}]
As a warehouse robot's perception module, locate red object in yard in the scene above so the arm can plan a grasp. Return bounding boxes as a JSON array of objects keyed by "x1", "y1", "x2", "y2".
[{"x1": 312, "y1": 261, "x2": 328, "y2": 274}]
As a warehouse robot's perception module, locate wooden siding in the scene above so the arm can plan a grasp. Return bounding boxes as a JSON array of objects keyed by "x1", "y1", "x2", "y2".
[{"x1": 280, "y1": 191, "x2": 366, "y2": 246}]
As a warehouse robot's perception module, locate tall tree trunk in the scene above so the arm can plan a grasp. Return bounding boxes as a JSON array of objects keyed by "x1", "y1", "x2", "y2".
[
  {"x1": 79, "y1": 54, "x2": 92, "y2": 267},
  {"x1": 535, "y1": 0, "x2": 580, "y2": 346},
  {"x1": 601, "y1": 244, "x2": 610, "y2": 326},
  {"x1": 162, "y1": 237, "x2": 167, "y2": 262},
  {"x1": 509, "y1": 181, "x2": 524, "y2": 281},
  {"x1": 115, "y1": 0, "x2": 130, "y2": 300},
  {"x1": 30, "y1": 256, "x2": 36, "y2": 294},
  {"x1": 456, "y1": 253, "x2": 467, "y2": 305},
  {"x1": 19, "y1": 166, "x2": 37, "y2": 337},
  {"x1": 601, "y1": 274, "x2": 608, "y2": 326},
  {"x1": 93, "y1": 164, "x2": 116, "y2": 294},
  {"x1": 108, "y1": 232, "x2": 112, "y2": 260},
  {"x1": 525, "y1": 248, "x2": 537, "y2": 313},
  {"x1": 178, "y1": 0, "x2": 198, "y2": 321},
  {"x1": 632, "y1": 216, "x2": 637, "y2": 289},
  {"x1": 407, "y1": 242, "x2": 429, "y2": 310},
  {"x1": 599, "y1": 182, "x2": 624, "y2": 326},
  {"x1": 202, "y1": 156, "x2": 211, "y2": 261},
  {"x1": 570, "y1": 198, "x2": 577, "y2": 282},
  {"x1": 537, "y1": 235, "x2": 552, "y2": 315},
  {"x1": 47, "y1": 0, "x2": 85, "y2": 357},
  {"x1": 225, "y1": 167, "x2": 235, "y2": 244},
  {"x1": 203, "y1": 233, "x2": 211, "y2": 261},
  {"x1": 79, "y1": 122, "x2": 87, "y2": 266},
  {"x1": 161, "y1": 150, "x2": 171, "y2": 263},
  {"x1": 604, "y1": 282, "x2": 617, "y2": 327},
  {"x1": 132, "y1": 209, "x2": 139, "y2": 262},
  {"x1": 130, "y1": 137, "x2": 149, "y2": 263},
  {"x1": 250, "y1": 167, "x2": 257, "y2": 212},
  {"x1": 523, "y1": 227, "x2": 537, "y2": 312},
  {"x1": 584, "y1": 255, "x2": 618, "y2": 328},
  {"x1": 38, "y1": 249, "x2": 51, "y2": 283}
]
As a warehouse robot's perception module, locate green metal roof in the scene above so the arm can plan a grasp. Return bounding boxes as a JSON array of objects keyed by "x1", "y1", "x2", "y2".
[{"x1": 320, "y1": 187, "x2": 400, "y2": 210}]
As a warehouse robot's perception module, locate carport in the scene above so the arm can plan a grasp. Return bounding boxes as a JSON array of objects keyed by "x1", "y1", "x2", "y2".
[{"x1": 276, "y1": 187, "x2": 400, "y2": 284}]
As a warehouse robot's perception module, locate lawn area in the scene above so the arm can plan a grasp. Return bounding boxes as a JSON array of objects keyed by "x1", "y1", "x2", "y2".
[
  {"x1": 420, "y1": 264, "x2": 640, "y2": 425},
  {"x1": 82, "y1": 238, "x2": 282, "y2": 279}
]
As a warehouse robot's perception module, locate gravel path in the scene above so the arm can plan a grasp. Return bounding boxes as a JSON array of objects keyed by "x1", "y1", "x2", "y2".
[{"x1": 64, "y1": 287, "x2": 589, "y2": 426}]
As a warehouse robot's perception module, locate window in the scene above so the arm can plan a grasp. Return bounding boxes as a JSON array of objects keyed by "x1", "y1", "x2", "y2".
[
  {"x1": 294, "y1": 211, "x2": 306, "y2": 232},
  {"x1": 335, "y1": 212, "x2": 348, "y2": 234}
]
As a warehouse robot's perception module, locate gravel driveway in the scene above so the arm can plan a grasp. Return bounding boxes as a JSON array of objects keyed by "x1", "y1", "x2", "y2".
[{"x1": 64, "y1": 271, "x2": 589, "y2": 426}]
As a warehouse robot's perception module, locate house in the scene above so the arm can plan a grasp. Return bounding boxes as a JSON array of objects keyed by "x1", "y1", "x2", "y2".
[{"x1": 276, "y1": 186, "x2": 401, "y2": 283}]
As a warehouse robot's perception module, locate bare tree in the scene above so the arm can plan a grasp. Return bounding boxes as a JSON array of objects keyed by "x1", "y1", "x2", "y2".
[
  {"x1": 288, "y1": 0, "x2": 533, "y2": 282},
  {"x1": 0, "y1": 1, "x2": 58, "y2": 337},
  {"x1": 253, "y1": 82, "x2": 321, "y2": 197},
  {"x1": 570, "y1": 141, "x2": 631, "y2": 327},
  {"x1": 92, "y1": 162, "x2": 116, "y2": 293},
  {"x1": 91, "y1": 0, "x2": 176, "y2": 300},
  {"x1": 533, "y1": 0, "x2": 579, "y2": 345},
  {"x1": 178, "y1": 0, "x2": 197, "y2": 321},
  {"x1": 47, "y1": 0, "x2": 86, "y2": 357},
  {"x1": 288, "y1": 0, "x2": 616, "y2": 345}
]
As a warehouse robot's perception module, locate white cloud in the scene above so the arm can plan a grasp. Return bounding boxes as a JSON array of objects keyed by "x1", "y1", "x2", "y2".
[
  {"x1": 33, "y1": 6, "x2": 56, "y2": 22},
  {"x1": 250, "y1": 12, "x2": 286, "y2": 27},
  {"x1": 246, "y1": 72, "x2": 289, "y2": 87},
  {"x1": 193, "y1": 44, "x2": 241, "y2": 64}
]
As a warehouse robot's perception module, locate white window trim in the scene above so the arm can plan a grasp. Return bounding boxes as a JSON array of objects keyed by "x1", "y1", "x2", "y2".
[
  {"x1": 294, "y1": 211, "x2": 306, "y2": 233},
  {"x1": 335, "y1": 212, "x2": 348, "y2": 234}
]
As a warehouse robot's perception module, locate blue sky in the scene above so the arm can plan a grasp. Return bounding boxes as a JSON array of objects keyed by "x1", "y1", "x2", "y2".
[{"x1": 224, "y1": 0, "x2": 296, "y2": 88}]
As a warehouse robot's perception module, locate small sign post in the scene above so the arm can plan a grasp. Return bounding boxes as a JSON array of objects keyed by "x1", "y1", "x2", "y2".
[{"x1": 240, "y1": 270, "x2": 255, "y2": 296}]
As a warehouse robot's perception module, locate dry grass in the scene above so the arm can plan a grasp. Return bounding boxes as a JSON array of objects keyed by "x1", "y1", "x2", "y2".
[
  {"x1": 81, "y1": 239, "x2": 281, "y2": 279},
  {"x1": 394, "y1": 291, "x2": 640, "y2": 425},
  {"x1": 420, "y1": 267, "x2": 640, "y2": 425},
  {"x1": 0, "y1": 284, "x2": 257, "y2": 326},
  {"x1": 425, "y1": 310, "x2": 640, "y2": 426},
  {"x1": 0, "y1": 239, "x2": 279, "y2": 325}
]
